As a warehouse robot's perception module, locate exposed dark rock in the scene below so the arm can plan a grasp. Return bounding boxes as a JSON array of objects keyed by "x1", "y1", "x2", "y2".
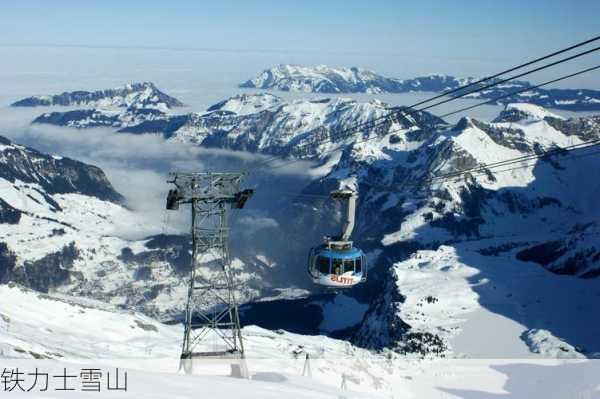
[
  {"x1": 517, "y1": 241, "x2": 567, "y2": 266},
  {"x1": 352, "y1": 267, "x2": 410, "y2": 350},
  {"x1": 33, "y1": 109, "x2": 120, "y2": 127},
  {"x1": 472, "y1": 119, "x2": 532, "y2": 152},
  {"x1": 10, "y1": 243, "x2": 80, "y2": 293},
  {"x1": 0, "y1": 199, "x2": 22, "y2": 224},
  {"x1": 544, "y1": 116, "x2": 600, "y2": 141},
  {"x1": 431, "y1": 213, "x2": 483, "y2": 238},
  {"x1": 396, "y1": 331, "x2": 447, "y2": 356},
  {"x1": 499, "y1": 191, "x2": 561, "y2": 215},
  {"x1": 119, "y1": 114, "x2": 190, "y2": 136},
  {"x1": 118, "y1": 234, "x2": 191, "y2": 275},
  {"x1": 134, "y1": 319, "x2": 159, "y2": 332},
  {"x1": 0, "y1": 243, "x2": 17, "y2": 283},
  {"x1": 478, "y1": 242, "x2": 529, "y2": 256},
  {"x1": 134, "y1": 266, "x2": 153, "y2": 281},
  {"x1": 0, "y1": 135, "x2": 123, "y2": 203}
]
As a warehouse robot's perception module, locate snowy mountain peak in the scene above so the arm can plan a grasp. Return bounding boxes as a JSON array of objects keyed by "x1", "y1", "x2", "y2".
[
  {"x1": 240, "y1": 64, "x2": 399, "y2": 94},
  {"x1": 11, "y1": 82, "x2": 184, "y2": 111},
  {"x1": 206, "y1": 93, "x2": 284, "y2": 115},
  {"x1": 240, "y1": 64, "x2": 474, "y2": 95},
  {"x1": 126, "y1": 81, "x2": 154, "y2": 90},
  {"x1": 493, "y1": 103, "x2": 566, "y2": 123},
  {"x1": 439, "y1": 108, "x2": 583, "y2": 176}
]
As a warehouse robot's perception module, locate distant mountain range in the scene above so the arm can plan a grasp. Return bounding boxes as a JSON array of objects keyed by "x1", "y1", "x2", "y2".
[
  {"x1": 23, "y1": 90, "x2": 600, "y2": 280},
  {"x1": 30, "y1": 93, "x2": 445, "y2": 157},
  {"x1": 11, "y1": 82, "x2": 184, "y2": 111},
  {"x1": 240, "y1": 65, "x2": 600, "y2": 111}
]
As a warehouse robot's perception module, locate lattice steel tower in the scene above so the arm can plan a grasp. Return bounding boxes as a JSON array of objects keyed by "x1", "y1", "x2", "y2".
[{"x1": 166, "y1": 172, "x2": 254, "y2": 377}]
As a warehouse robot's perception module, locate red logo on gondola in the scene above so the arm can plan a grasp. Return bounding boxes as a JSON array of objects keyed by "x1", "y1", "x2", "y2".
[{"x1": 330, "y1": 274, "x2": 353, "y2": 284}]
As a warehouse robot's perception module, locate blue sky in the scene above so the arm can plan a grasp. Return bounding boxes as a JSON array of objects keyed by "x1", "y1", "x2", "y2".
[
  {"x1": 2, "y1": 1, "x2": 598, "y2": 53},
  {"x1": 1, "y1": 0, "x2": 599, "y2": 87}
]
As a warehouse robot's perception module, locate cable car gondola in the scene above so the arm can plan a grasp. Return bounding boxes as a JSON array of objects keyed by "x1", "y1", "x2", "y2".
[{"x1": 308, "y1": 189, "x2": 367, "y2": 288}]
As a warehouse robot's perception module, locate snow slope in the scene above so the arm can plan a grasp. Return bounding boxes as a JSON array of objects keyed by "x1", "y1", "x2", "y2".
[
  {"x1": 493, "y1": 103, "x2": 565, "y2": 122},
  {"x1": 387, "y1": 245, "x2": 596, "y2": 358},
  {"x1": 3, "y1": 284, "x2": 599, "y2": 399}
]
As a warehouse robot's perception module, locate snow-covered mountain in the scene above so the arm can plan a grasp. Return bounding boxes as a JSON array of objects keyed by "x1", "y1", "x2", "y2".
[
  {"x1": 240, "y1": 65, "x2": 600, "y2": 111},
  {"x1": 306, "y1": 102, "x2": 600, "y2": 356},
  {"x1": 31, "y1": 93, "x2": 447, "y2": 157},
  {"x1": 33, "y1": 107, "x2": 169, "y2": 129},
  {"x1": 19, "y1": 93, "x2": 600, "y2": 281},
  {"x1": 0, "y1": 135, "x2": 272, "y2": 319},
  {"x1": 166, "y1": 96, "x2": 446, "y2": 157},
  {"x1": 12, "y1": 82, "x2": 184, "y2": 110},
  {"x1": 195, "y1": 97, "x2": 598, "y2": 357},
  {"x1": 206, "y1": 92, "x2": 285, "y2": 114},
  {"x1": 0, "y1": 135, "x2": 122, "y2": 203},
  {"x1": 122, "y1": 93, "x2": 600, "y2": 357},
  {"x1": 240, "y1": 64, "x2": 409, "y2": 94},
  {"x1": 241, "y1": 65, "x2": 476, "y2": 94},
  {"x1": 5, "y1": 84, "x2": 600, "y2": 360},
  {"x1": 27, "y1": 82, "x2": 185, "y2": 128}
]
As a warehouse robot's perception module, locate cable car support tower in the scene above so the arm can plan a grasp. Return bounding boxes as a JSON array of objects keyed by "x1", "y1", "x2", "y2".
[{"x1": 166, "y1": 172, "x2": 254, "y2": 377}]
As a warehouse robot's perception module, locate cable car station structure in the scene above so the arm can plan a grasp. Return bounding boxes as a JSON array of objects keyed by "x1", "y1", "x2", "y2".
[{"x1": 166, "y1": 172, "x2": 253, "y2": 377}]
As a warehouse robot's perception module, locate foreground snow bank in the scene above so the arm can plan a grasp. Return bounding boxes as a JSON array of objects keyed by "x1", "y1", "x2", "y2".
[{"x1": 3, "y1": 283, "x2": 600, "y2": 398}]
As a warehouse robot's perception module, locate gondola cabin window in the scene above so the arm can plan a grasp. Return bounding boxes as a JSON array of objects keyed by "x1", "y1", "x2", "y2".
[
  {"x1": 317, "y1": 256, "x2": 330, "y2": 274},
  {"x1": 332, "y1": 258, "x2": 343, "y2": 275},
  {"x1": 343, "y1": 259, "x2": 354, "y2": 273}
]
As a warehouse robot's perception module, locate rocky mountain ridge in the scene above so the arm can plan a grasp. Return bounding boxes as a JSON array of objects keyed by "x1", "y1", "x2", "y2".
[
  {"x1": 241, "y1": 64, "x2": 600, "y2": 111},
  {"x1": 323, "y1": 103, "x2": 600, "y2": 355},
  {"x1": 12, "y1": 82, "x2": 184, "y2": 110},
  {"x1": 30, "y1": 93, "x2": 447, "y2": 158}
]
